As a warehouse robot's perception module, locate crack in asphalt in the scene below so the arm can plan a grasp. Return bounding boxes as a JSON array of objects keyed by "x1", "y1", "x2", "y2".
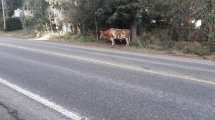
[{"x1": 0, "y1": 102, "x2": 25, "y2": 120}]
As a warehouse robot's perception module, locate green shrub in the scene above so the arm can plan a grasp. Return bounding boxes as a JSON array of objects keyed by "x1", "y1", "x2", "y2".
[
  {"x1": 79, "y1": 35, "x2": 96, "y2": 43},
  {"x1": 65, "y1": 33, "x2": 74, "y2": 40},
  {"x1": 0, "y1": 18, "x2": 23, "y2": 31},
  {"x1": 24, "y1": 16, "x2": 49, "y2": 32},
  {"x1": 140, "y1": 29, "x2": 173, "y2": 50},
  {"x1": 207, "y1": 31, "x2": 215, "y2": 52},
  {"x1": 208, "y1": 41, "x2": 215, "y2": 52},
  {"x1": 6, "y1": 18, "x2": 23, "y2": 31},
  {"x1": 0, "y1": 19, "x2": 4, "y2": 31},
  {"x1": 25, "y1": 17, "x2": 35, "y2": 27},
  {"x1": 184, "y1": 47, "x2": 211, "y2": 56},
  {"x1": 57, "y1": 33, "x2": 74, "y2": 41}
]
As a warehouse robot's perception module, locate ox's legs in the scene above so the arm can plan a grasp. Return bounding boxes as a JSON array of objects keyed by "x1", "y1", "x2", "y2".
[
  {"x1": 125, "y1": 38, "x2": 130, "y2": 47},
  {"x1": 111, "y1": 38, "x2": 115, "y2": 46}
]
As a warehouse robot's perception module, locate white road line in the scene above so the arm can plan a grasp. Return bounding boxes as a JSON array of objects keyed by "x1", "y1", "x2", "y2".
[
  {"x1": 0, "y1": 78, "x2": 85, "y2": 120},
  {"x1": 0, "y1": 43, "x2": 215, "y2": 86}
]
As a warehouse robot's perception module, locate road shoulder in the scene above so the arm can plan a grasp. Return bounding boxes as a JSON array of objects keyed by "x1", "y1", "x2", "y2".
[{"x1": 1, "y1": 31, "x2": 214, "y2": 61}]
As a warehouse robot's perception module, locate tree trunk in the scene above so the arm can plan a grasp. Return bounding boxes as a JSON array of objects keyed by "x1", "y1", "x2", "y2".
[
  {"x1": 80, "y1": 24, "x2": 86, "y2": 35},
  {"x1": 95, "y1": 17, "x2": 99, "y2": 41},
  {"x1": 74, "y1": 24, "x2": 78, "y2": 34},
  {"x1": 131, "y1": 20, "x2": 137, "y2": 42}
]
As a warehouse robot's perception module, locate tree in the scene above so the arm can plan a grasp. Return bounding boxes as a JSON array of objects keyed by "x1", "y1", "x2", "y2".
[
  {"x1": 96, "y1": 0, "x2": 146, "y2": 41},
  {"x1": 0, "y1": 0, "x2": 23, "y2": 18},
  {"x1": 22, "y1": 0, "x2": 49, "y2": 31}
]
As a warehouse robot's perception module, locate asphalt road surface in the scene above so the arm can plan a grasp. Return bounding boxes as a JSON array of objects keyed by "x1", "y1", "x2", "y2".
[{"x1": 0, "y1": 36, "x2": 215, "y2": 120}]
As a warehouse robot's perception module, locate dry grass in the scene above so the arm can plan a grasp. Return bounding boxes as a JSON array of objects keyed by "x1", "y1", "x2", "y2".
[
  {"x1": 0, "y1": 30, "x2": 35, "y2": 39},
  {"x1": 1, "y1": 31, "x2": 214, "y2": 61}
]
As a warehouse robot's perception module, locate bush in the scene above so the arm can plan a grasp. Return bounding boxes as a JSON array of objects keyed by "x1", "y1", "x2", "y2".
[
  {"x1": 183, "y1": 47, "x2": 211, "y2": 56},
  {"x1": 0, "y1": 19, "x2": 4, "y2": 31},
  {"x1": 24, "y1": 16, "x2": 49, "y2": 32},
  {"x1": 181, "y1": 42, "x2": 211, "y2": 56},
  {"x1": 25, "y1": 17, "x2": 35, "y2": 27},
  {"x1": 207, "y1": 31, "x2": 215, "y2": 52},
  {"x1": 79, "y1": 35, "x2": 96, "y2": 43},
  {"x1": 140, "y1": 29, "x2": 173, "y2": 50},
  {"x1": 5, "y1": 18, "x2": 23, "y2": 31},
  {"x1": 207, "y1": 41, "x2": 215, "y2": 52},
  {"x1": 57, "y1": 33, "x2": 76, "y2": 41}
]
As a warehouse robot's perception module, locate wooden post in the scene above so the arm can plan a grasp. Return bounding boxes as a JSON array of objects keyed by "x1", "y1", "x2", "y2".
[
  {"x1": 22, "y1": 6, "x2": 26, "y2": 31},
  {"x1": 1, "y1": 0, "x2": 6, "y2": 31}
]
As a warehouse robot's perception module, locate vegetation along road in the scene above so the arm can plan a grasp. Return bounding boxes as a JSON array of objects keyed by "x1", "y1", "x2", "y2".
[{"x1": 0, "y1": 37, "x2": 214, "y2": 120}]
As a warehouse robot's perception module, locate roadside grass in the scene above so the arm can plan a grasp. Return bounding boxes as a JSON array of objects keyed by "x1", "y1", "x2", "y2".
[
  {"x1": 79, "y1": 35, "x2": 96, "y2": 43},
  {"x1": 56, "y1": 32, "x2": 214, "y2": 58},
  {"x1": 1, "y1": 31, "x2": 214, "y2": 60},
  {"x1": 49, "y1": 33, "x2": 97, "y2": 43},
  {"x1": 0, "y1": 30, "x2": 35, "y2": 39},
  {"x1": 137, "y1": 31, "x2": 214, "y2": 57},
  {"x1": 182, "y1": 47, "x2": 212, "y2": 56}
]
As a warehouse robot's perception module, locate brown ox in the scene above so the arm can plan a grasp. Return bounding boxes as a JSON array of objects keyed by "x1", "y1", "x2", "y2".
[{"x1": 100, "y1": 28, "x2": 131, "y2": 46}]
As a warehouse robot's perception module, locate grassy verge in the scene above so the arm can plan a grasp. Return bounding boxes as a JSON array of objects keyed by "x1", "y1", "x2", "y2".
[
  {"x1": 0, "y1": 30, "x2": 35, "y2": 39},
  {"x1": 1, "y1": 31, "x2": 214, "y2": 61},
  {"x1": 48, "y1": 32, "x2": 215, "y2": 60}
]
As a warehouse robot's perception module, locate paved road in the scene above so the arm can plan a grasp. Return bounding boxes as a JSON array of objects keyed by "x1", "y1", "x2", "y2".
[
  {"x1": 0, "y1": 83, "x2": 69, "y2": 120},
  {"x1": 0, "y1": 37, "x2": 215, "y2": 120}
]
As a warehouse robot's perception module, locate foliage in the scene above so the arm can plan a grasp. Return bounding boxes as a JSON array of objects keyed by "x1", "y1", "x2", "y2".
[
  {"x1": 79, "y1": 35, "x2": 96, "y2": 43},
  {"x1": 23, "y1": 0, "x2": 49, "y2": 31},
  {"x1": 0, "y1": 0, "x2": 23, "y2": 17},
  {"x1": 2, "y1": 0, "x2": 215, "y2": 55},
  {"x1": 182, "y1": 42, "x2": 211, "y2": 56},
  {"x1": 96, "y1": 0, "x2": 141, "y2": 27},
  {"x1": 5, "y1": 18, "x2": 22, "y2": 31}
]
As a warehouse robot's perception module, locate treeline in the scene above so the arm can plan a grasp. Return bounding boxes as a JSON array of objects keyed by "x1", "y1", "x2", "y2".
[
  {"x1": 1, "y1": 0, "x2": 215, "y2": 54},
  {"x1": 0, "y1": 0, "x2": 22, "y2": 30}
]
